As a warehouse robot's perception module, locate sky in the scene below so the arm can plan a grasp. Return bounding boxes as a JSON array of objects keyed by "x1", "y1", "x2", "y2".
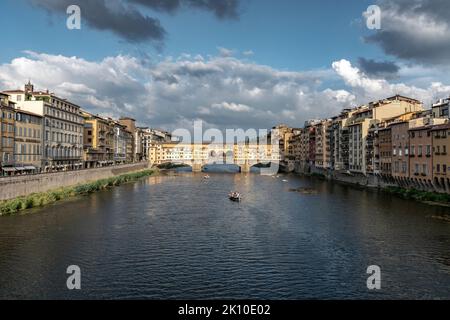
[{"x1": 1, "y1": 0, "x2": 450, "y2": 131}]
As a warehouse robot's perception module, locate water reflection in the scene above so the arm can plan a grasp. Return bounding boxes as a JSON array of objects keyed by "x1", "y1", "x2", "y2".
[{"x1": 0, "y1": 173, "x2": 450, "y2": 299}]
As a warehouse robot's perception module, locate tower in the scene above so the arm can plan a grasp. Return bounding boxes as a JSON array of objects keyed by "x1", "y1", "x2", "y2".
[{"x1": 24, "y1": 80, "x2": 34, "y2": 93}]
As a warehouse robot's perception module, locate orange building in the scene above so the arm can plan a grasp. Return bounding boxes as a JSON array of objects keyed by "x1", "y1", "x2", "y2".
[
  {"x1": 409, "y1": 125, "x2": 433, "y2": 187},
  {"x1": 431, "y1": 123, "x2": 450, "y2": 189}
]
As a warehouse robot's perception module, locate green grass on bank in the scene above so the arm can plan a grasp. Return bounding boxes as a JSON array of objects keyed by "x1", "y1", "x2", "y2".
[
  {"x1": 0, "y1": 170, "x2": 155, "y2": 216},
  {"x1": 384, "y1": 186, "x2": 450, "y2": 204}
]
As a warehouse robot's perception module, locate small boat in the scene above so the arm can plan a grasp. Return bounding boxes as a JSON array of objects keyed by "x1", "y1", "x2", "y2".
[
  {"x1": 228, "y1": 192, "x2": 241, "y2": 202},
  {"x1": 203, "y1": 175, "x2": 211, "y2": 179}
]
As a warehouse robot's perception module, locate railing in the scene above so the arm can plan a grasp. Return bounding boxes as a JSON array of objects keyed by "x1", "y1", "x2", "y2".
[
  {"x1": 47, "y1": 156, "x2": 84, "y2": 161},
  {"x1": 1, "y1": 161, "x2": 148, "y2": 178}
]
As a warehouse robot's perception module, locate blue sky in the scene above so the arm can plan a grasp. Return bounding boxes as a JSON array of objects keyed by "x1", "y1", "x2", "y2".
[
  {"x1": 1, "y1": 0, "x2": 450, "y2": 130},
  {"x1": 1, "y1": 0, "x2": 378, "y2": 70}
]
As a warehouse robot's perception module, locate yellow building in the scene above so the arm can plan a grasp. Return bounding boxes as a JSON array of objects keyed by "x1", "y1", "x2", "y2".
[
  {"x1": 14, "y1": 110, "x2": 43, "y2": 172},
  {"x1": 82, "y1": 111, "x2": 115, "y2": 168},
  {"x1": 0, "y1": 93, "x2": 16, "y2": 175},
  {"x1": 149, "y1": 142, "x2": 280, "y2": 173}
]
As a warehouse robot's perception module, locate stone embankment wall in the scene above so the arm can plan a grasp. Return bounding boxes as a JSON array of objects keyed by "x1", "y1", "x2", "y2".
[
  {"x1": 0, "y1": 162, "x2": 150, "y2": 201},
  {"x1": 292, "y1": 164, "x2": 443, "y2": 192}
]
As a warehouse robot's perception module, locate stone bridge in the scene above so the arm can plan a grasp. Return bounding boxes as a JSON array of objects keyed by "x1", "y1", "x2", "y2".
[{"x1": 149, "y1": 142, "x2": 281, "y2": 173}]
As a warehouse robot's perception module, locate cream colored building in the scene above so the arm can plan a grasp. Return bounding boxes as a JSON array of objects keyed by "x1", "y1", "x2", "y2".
[
  {"x1": 347, "y1": 95, "x2": 424, "y2": 174},
  {"x1": 150, "y1": 142, "x2": 280, "y2": 173},
  {"x1": 5, "y1": 82, "x2": 84, "y2": 171}
]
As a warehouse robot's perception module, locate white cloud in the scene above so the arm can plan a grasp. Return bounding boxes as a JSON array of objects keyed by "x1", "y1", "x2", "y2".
[
  {"x1": 217, "y1": 47, "x2": 235, "y2": 57},
  {"x1": 211, "y1": 102, "x2": 253, "y2": 112},
  {"x1": 1, "y1": 51, "x2": 449, "y2": 133},
  {"x1": 332, "y1": 59, "x2": 450, "y2": 106}
]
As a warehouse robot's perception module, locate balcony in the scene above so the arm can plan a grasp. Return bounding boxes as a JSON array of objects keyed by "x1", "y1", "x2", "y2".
[{"x1": 48, "y1": 156, "x2": 82, "y2": 161}]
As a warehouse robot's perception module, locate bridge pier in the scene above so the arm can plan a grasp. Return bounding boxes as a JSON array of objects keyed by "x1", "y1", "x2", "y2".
[
  {"x1": 240, "y1": 164, "x2": 251, "y2": 173},
  {"x1": 192, "y1": 163, "x2": 203, "y2": 173}
]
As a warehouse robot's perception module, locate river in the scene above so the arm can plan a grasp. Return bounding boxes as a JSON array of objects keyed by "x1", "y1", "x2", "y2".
[{"x1": 1, "y1": 171, "x2": 450, "y2": 299}]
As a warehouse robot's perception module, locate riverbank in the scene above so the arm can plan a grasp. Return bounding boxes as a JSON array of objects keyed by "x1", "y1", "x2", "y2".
[
  {"x1": 0, "y1": 169, "x2": 156, "y2": 216},
  {"x1": 298, "y1": 170, "x2": 450, "y2": 207},
  {"x1": 0, "y1": 162, "x2": 150, "y2": 201},
  {"x1": 382, "y1": 186, "x2": 450, "y2": 207}
]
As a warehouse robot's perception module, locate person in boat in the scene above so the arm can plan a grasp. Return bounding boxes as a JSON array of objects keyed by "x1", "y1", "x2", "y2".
[{"x1": 229, "y1": 191, "x2": 241, "y2": 199}]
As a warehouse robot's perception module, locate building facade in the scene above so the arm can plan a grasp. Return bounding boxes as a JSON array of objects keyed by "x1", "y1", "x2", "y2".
[
  {"x1": 391, "y1": 122, "x2": 410, "y2": 183},
  {"x1": 378, "y1": 126, "x2": 392, "y2": 177},
  {"x1": 5, "y1": 83, "x2": 84, "y2": 171},
  {"x1": 347, "y1": 95, "x2": 424, "y2": 174},
  {"x1": 82, "y1": 111, "x2": 115, "y2": 168},
  {"x1": 432, "y1": 98, "x2": 450, "y2": 118},
  {"x1": 0, "y1": 93, "x2": 16, "y2": 175},
  {"x1": 119, "y1": 117, "x2": 137, "y2": 162},
  {"x1": 113, "y1": 122, "x2": 128, "y2": 164},
  {"x1": 431, "y1": 123, "x2": 450, "y2": 188},
  {"x1": 409, "y1": 125, "x2": 433, "y2": 186},
  {"x1": 14, "y1": 110, "x2": 43, "y2": 172},
  {"x1": 141, "y1": 128, "x2": 173, "y2": 160}
]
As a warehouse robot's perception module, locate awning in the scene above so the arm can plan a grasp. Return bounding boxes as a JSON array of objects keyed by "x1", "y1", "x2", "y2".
[
  {"x1": 24, "y1": 166, "x2": 36, "y2": 170},
  {"x1": 2, "y1": 167, "x2": 16, "y2": 172},
  {"x1": 15, "y1": 167, "x2": 26, "y2": 171}
]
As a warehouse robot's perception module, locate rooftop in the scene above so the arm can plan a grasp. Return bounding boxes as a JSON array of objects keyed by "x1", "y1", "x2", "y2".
[{"x1": 430, "y1": 123, "x2": 450, "y2": 131}]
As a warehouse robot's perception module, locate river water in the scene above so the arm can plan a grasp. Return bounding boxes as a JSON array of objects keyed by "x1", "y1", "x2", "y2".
[{"x1": 1, "y1": 171, "x2": 450, "y2": 299}]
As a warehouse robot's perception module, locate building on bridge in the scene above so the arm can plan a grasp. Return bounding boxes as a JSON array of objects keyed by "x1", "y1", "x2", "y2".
[{"x1": 149, "y1": 142, "x2": 281, "y2": 173}]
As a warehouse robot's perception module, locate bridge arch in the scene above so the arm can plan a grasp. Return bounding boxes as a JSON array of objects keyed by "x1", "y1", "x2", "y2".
[{"x1": 155, "y1": 161, "x2": 193, "y2": 171}]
